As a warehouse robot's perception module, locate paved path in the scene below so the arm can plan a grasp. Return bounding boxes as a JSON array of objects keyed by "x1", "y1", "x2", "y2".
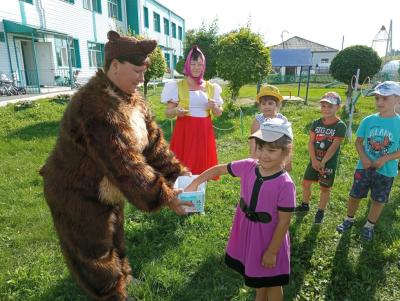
[{"x1": 0, "y1": 90, "x2": 75, "y2": 107}]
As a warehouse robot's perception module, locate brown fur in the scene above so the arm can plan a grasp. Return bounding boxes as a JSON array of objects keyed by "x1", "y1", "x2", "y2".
[{"x1": 40, "y1": 69, "x2": 186, "y2": 300}]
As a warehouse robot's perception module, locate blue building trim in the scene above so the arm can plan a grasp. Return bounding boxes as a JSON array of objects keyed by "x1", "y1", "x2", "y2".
[
  {"x1": 19, "y1": 1, "x2": 27, "y2": 25},
  {"x1": 147, "y1": 0, "x2": 184, "y2": 22}
]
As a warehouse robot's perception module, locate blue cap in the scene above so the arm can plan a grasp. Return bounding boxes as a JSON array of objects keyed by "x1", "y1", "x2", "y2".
[{"x1": 372, "y1": 81, "x2": 400, "y2": 96}]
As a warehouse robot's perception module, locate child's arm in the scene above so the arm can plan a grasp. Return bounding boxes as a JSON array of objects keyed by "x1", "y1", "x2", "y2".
[
  {"x1": 249, "y1": 119, "x2": 260, "y2": 159},
  {"x1": 185, "y1": 164, "x2": 229, "y2": 192},
  {"x1": 308, "y1": 132, "x2": 321, "y2": 171},
  {"x1": 355, "y1": 137, "x2": 372, "y2": 169},
  {"x1": 373, "y1": 150, "x2": 400, "y2": 169},
  {"x1": 262, "y1": 211, "x2": 292, "y2": 268},
  {"x1": 320, "y1": 137, "x2": 344, "y2": 169}
]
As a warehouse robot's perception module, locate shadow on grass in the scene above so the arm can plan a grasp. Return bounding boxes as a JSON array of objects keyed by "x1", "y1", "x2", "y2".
[
  {"x1": 7, "y1": 121, "x2": 60, "y2": 140},
  {"x1": 286, "y1": 215, "x2": 321, "y2": 300},
  {"x1": 325, "y1": 195, "x2": 400, "y2": 300},
  {"x1": 169, "y1": 255, "x2": 245, "y2": 301},
  {"x1": 38, "y1": 275, "x2": 88, "y2": 301}
]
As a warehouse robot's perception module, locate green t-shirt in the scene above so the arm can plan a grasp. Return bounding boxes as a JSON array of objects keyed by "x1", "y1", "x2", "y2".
[{"x1": 310, "y1": 118, "x2": 347, "y2": 168}]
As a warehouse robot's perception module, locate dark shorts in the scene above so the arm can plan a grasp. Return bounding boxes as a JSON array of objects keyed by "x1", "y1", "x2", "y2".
[
  {"x1": 349, "y1": 168, "x2": 394, "y2": 203},
  {"x1": 303, "y1": 162, "x2": 336, "y2": 188}
]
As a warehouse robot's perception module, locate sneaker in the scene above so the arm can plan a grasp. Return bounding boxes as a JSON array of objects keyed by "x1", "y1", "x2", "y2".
[
  {"x1": 295, "y1": 203, "x2": 310, "y2": 213},
  {"x1": 336, "y1": 219, "x2": 354, "y2": 233},
  {"x1": 314, "y1": 210, "x2": 324, "y2": 224},
  {"x1": 361, "y1": 226, "x2": 374, "y2": 241}
]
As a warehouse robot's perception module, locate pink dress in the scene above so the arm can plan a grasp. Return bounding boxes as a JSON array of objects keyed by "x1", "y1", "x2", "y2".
[{"x1": 226, "y1": 159, "x2": 296, "y2": 288}]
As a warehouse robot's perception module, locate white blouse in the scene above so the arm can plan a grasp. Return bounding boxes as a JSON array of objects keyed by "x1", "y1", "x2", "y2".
[{"x1": 161, "y1": 81, "x2": 224, "y2": 117}]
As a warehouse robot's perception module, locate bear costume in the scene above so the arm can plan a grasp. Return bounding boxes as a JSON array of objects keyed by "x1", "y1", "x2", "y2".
[{"x1": 40, "y1": 31, "x2": 187, "y2": 301}]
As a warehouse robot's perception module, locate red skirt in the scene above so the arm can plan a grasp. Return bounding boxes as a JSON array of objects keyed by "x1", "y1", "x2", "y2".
[{"x1": 170, "y1": 116, "x2": 218, "y2": 176}]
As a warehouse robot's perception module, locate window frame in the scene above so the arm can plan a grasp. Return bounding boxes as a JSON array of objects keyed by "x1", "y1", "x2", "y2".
[
  {"x1": 153, "y1": 12, "x2": 160, "y2": 32},
  {"x1": 143, "y1": 7, "x2": 149, "y2": 28},
  {"x1": 88, "y1": 41, "x2": 104, "y2": 68},
  {"x1": 178, "y1": 26, "x2": 183, "y2": 40},
  {"x1": 171, "y1": 22, "x2": 176, "y2": 38}
]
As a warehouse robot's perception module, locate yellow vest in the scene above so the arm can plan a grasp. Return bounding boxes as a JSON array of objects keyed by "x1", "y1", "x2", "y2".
[{"x1": 177, "y1": 79, "x2": 215, "y2": 117}]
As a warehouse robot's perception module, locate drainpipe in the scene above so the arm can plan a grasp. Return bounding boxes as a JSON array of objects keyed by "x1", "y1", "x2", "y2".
[
  {"x1": 66, "y1": 36, "x2": 73, "y2": 89},
  {"x1": 13, "y1": 36, "x2": 22, "y2": 86},
  {"x1": 31, "y1": 32, "x2": 41, "y2": 94},
  {"x1": 3, "y1": 25, "x2": 14, "y2": 76}
]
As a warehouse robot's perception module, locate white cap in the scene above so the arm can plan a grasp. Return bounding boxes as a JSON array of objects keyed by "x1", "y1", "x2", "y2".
[
  {"x1": 372, "y1": 81, "x2": 400, "y2": 96},
  {"x1": 250, "y1": 118, "x2": 293, "y2": 142}
]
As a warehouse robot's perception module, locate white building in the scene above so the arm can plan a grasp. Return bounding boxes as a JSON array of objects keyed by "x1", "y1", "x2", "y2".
[
  {"x1": 271, "y1": 36, "x2": 338, "y2": 75},
  {"x1": 0, "y1": 0, "x2": 184, "y2": 93}
]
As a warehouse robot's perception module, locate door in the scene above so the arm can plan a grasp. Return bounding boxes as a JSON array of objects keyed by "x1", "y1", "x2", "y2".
[{"x1": 35, "y1": 42, "x2": 55, "y2": 86}]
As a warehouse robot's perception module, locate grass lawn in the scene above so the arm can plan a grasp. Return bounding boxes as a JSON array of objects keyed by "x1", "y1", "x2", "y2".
[{"x1": 0, "y1": 83, "x2": 399, "y2": 301}]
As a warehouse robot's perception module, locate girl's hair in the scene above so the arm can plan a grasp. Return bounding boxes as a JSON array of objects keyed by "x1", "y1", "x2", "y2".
[
  {"x1": 104, "y1": 56, "x2": 151, "y2": 72},
  {"x1": 183, "y1": 45, "x2": 206, "y2": 84},
  {"x1": 258, "y1": 95, "x2": 281, "y2": 106},
  {"x1": 254, "y1": 135, "x2": 292, "y2": 155}
]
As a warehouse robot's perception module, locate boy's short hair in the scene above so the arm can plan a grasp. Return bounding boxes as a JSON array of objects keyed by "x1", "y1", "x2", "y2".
[
  {"x1": 256, "y1": 85, "x2": 283, "y2": 103},
  {"x1": 372, "y1": 81, "x2": 400, "y2": 97}
]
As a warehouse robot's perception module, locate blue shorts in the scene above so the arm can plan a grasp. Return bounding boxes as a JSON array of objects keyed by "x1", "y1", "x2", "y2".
[{"x1": 349, "y1": 168, "x2": 394, "y2": 203}]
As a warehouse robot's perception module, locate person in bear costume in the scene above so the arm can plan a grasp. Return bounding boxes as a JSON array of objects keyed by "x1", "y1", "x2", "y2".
[{"x1": 40, "y1": 30, "x2": 189, "y2": 301}]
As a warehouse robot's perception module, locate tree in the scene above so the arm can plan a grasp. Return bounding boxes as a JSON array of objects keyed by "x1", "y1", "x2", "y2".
[
  {"x1": 217, "y1": 27, "x2": 271, "y2": 101},
  {"x1": 180, "y1": 19, "x2": 219, "y2": 80},
  {"x1": 330, "y1": 45, "x2": 381, "y2": 111},
  {"x1": 143, "y1": 46, "x2": 167, "y2": 96}
]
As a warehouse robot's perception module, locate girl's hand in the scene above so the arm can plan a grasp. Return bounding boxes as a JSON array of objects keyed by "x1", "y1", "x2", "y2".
[
  {"x1": 184, "y1": 182, "x2": 198, "y2": 192},
  {"x1": 262, "y1": 250, "x2": 276, "y2": 269},
  {"x1": 176, "y1": 107, "x2": 189, "y2": 117},
  {"x1": 207, "y1": 99, "x2": 218, "y2": 109}
]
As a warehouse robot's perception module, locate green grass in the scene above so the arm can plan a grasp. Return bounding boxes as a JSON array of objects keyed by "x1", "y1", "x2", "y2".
[{"x1": 0, "y1": 84, "x2": 399, "y2": 301}]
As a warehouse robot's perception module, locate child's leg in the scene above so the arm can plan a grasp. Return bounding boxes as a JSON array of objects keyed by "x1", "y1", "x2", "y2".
[
  {"x1": 266, "y1": 286, "x2": 283, "y2": 301},
  {"x1": 302, "y1": 180, "x2": 313, "y2": 203},
  {"x1": 367, "y1": 200, "x2": 385, "y2": 223},
  {"x1": 347, "y1": 196, "x2": 362, "y2": 217},
  {"x1": 255, "y1": 287, "x2": 268, "y2": 301},
  {"x1": 318, "y1": 186, "x2": 331, "y2": 210}
]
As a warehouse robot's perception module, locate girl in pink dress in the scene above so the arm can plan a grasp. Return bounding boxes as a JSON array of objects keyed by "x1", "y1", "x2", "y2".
[{"x1": 186, "y1": 118, "x2": 295, "y2": 301}]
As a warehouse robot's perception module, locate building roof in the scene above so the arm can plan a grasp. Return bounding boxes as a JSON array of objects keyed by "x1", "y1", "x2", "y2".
[
  {"x1": 270, "y1": 49, "x2": 312, "y2": 67},
  {"x1": 271, "y1": 36, "x2": 338, "y2": 52}
]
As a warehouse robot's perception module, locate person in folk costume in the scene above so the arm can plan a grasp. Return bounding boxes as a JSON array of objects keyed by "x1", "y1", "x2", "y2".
[
  {"x1": 40, "y1": 30, "x2": 191, "y2": 301},
  {"x1": 161, "y1": 45, "x2": 224, "y2": 177}
]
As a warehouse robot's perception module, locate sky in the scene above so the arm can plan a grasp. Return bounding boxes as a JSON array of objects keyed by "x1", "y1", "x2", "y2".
[{"x1": 159, "y1": 0, "x2": 399, "y2": 56}]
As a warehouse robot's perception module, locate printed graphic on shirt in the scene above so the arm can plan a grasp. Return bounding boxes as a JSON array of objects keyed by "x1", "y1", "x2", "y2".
[
  {"x1": 312, "y1": 119, "x2": 346, "y2": 162},
  {"x1": 366, "y1": 126, "x2": 393, "y2": 157}
]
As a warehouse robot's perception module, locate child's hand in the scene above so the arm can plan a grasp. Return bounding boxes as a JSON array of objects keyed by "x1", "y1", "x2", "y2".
[
  {"x1": 311, "y1": 159, "x2": 321, "y2": 171},
  {"x1": 176, "y1": 107, "x2": 189, "y2": 117},
  {"x1": 167, "y1": 188, "x2": 193, "y2": 215},
  {"x1": 361, "y1": 157, "x2": 373, "y2": 169},
  {"x1": 184, "y1": 182, "x2": 198, "y2": 192},
  {"x1": 262, "y1": 250, "x2": 277, "y2": 269},
  {"x1": 207, "y1": 99, "x2": 218, "y2": 109},
  {"x1": 372, "y1": 156, "x2": 387, "y2": 169}
]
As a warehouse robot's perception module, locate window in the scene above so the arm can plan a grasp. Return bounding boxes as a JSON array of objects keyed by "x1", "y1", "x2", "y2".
[
  {"x1": 108, "y1": 0, "x2": 121, "y2": 20},
  {"x1": 60, "y1": 0, "x2": 74, "y2": 3},
  {"x1": 55, "y1": 38, "x2": 69, "y2": 67},
  {"x1": 164, "y1": 53, "x2": 170, "y2": 69},
  {"x1": 143, "y1": 7, "x2": 149, "y2": 28},
  {"x1": 173, "y1": 55, "x2": 177, "y2": 68},
  {"x1": 21, "y1": 0, "x2": 33, "y2": 4},
  {"x1": 83, "y1": 0, "x2": 101, "y2": 13},
  {"x1": 321, "y1": 58, "x2": 329, "y2": 64},
  {"x1": 0, "y1": 32, "x2": 5, "y2": 43},
  {"x1": 153, "y1": 12, "x2": 160, "y2": 32},
  {"x1": 88, "y1": 42, "x2": 104, "y2": 67},
  {"x1": 178, "y1": 26, "x2": 183, "y2": 40},
  {"x1": 70, "y1": 39, "x2": 81, "y2": 68},
  {"x1": 163, "y1": 18, "x2": 169, "y2": 35},
  {"x1": 171, "y1": 22, "x2": 176, "y2": 38}
]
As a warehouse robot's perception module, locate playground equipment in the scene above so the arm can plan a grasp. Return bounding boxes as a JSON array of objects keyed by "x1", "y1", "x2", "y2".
[
  {"x1": 346, "y1": 68, "x2": 375, "y2": 141},
  {"x1": 372, "y1": 20, "x2": 393, "y2": 61}
]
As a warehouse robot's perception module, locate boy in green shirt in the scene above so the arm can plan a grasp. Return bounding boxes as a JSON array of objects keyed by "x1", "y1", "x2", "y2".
[{"x1": 296, "y1": 92, "x2": 347, "y2": 224}]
